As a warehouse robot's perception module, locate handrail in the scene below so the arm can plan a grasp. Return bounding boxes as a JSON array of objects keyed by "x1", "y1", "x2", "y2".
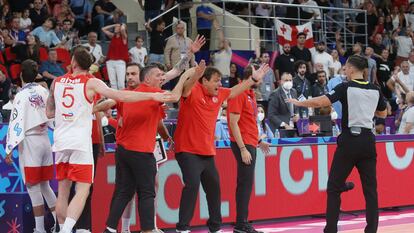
[{"x1": 149, "y1": 4, "x2": 181, "y2": 24}]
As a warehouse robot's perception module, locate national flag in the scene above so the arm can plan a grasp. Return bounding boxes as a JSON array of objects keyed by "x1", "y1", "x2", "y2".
[{"x1": 275, "y1": 19, "x2": 314, "y2": 49}]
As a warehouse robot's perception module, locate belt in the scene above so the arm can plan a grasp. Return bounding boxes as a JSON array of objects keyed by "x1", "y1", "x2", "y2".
[{"x1": 344, "y1": 127, "x2": 372, "y2": 136}]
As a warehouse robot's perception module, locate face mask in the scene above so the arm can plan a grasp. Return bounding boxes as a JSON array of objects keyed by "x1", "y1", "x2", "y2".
[
  {"x1": 220, "y1": 116, "x2": 227, "y2": 123},
  {"x1": 283, "y1": 81, "x2": 293, "y2": 90},
  {"x1": 101, "y1": 116, "x2": 109, "y2": 127},
  {"x1": 331, "y1": 111, "x2": 338, "y2": 120},
  {"x1": 257, "y1": 112, "x2": 265, "y2": 122}
]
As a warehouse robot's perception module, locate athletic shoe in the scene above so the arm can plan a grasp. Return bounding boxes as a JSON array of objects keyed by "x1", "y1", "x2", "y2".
[
  {"x1": 103, "y1": 230, "x2": 116, "y2": 233},
  {"x1": 121, "y1": 231, "x2": 131, "y2": 233},
  {"x1": 176, "y1": 230, "x2": 191, "y2": 233},
  {"x1": 234, "y1": 223, "x2": 264, "y2": 233},
  {"x1": 33, "y1": 230, "x2": 46, "y2": 233},
  {"x1": 208, "y1": 230, "x2": 223, "y2": 233}
]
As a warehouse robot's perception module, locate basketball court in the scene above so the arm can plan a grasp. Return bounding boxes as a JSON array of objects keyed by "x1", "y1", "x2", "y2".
[{"x1": 183, "y1": 208, "x2": 414, "y2": 233}]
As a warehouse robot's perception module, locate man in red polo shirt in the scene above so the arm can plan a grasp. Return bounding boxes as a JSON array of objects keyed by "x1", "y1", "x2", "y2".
[
  {"x1": 103, "y1": 61, "x2": 207, "y2": 233},
  {"x1": 174, "y1": 64, "x2": 270, "y2": 233},
  {"x1": 227, "y1": 66, "x2": 270, "y2": 233}
]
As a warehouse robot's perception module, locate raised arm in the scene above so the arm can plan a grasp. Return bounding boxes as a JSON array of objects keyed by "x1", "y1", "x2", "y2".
[
  {"x1": 46, "y1": 79, "x2": 57, "y2": 119},
  {"x1": 101, "y1": 24, "x2": 117, "y2": 39},
  {"x1": 287, "y1": 95, "x2": 332, "y2": 108},
  {"x1": 93, "y1": 99, "x2": 117, "y2": 113},
  {"x1": 162, "y1": 35, "x2": 206, "y2": 85},
  {"x1": 120, "y1": 23, "x2": 127, "y2": 42},
  {"x1": 213, "y1": 19, "x2": 229, "y2": 50},
  {"x1": 335, "y1": 31, "x2": 346, "y2": 56},
  {"x1": 181, "y1": 60, "x2": 207, "y2": 97},
  {"x1": 229, "y1": 64, "x2": 270, "y2": 99}
]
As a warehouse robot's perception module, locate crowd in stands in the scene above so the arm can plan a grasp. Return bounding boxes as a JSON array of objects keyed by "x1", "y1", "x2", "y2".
[{"x1": 1, "y1": 0, "x2": 414, "y2": 141}]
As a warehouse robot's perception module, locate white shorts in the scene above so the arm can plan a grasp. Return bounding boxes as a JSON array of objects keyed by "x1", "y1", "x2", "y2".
[
  {"x1": 18, "y1": 134, "x2": 53, "y2": 185},
  {"x1": 55, "y1": 146, "x2": 94, "y2": 184}
]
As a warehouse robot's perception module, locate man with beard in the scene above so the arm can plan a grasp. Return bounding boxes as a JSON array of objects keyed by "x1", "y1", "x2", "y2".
[
  {"x1": 312, "y1": 71, "x2": 329, "y2": 97},
  {"x1": 312, "y1": 41, "x2": 334, "y2": 78},
  {"x1": 274, "y1": 43, "x2": 296, "y2": 81},
  {"x1": 293, "y1": 60, "x2": 311, "y2": 117}
]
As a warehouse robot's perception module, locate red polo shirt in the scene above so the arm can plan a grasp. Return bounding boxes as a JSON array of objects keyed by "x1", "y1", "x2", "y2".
[
  {"x1": 116, "y1": 84, "x2": 165, "y2": 153},
  {"x1": 227, "y1": 89, "x2": 259, "y2": 147},
  {"x1": 91, "y1": 94, "x2": 102, "y2": 144},
  {"x1": 174, "y1": 83, "x2": 231, "y2": 156}
]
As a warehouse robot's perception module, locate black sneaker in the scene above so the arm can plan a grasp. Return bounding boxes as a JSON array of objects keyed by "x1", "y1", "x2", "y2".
[{"x1": 234, "y1": 223, "x2": 263, "y2": 233}]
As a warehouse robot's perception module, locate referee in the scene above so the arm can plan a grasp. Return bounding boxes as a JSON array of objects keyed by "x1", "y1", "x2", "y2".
[{"x1": 288, "y1": 55, "x2": 387, "y2": 233}]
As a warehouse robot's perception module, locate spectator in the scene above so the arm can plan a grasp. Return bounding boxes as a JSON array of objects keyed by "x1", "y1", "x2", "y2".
[
  {"x1": 9, "y1": 16, "x2": 27, "y2": 45},
  {"x1": 327, "y1": 66, "x2": 347, "y2": 119},
  {"x1": 312, "y1": 41, "x2": 334, "y2": 78},
  {"x1": 196, "y1": 0, "x2": 215, "y2": 51},
  {"x1": 291, "y1": 32, "x2": 313, "y2": 73},
  {"x1": 292, "y1": 60, "x2": 312, "y2": 117},
  {"x1": 145, "y1": 19, "x2": 166, "y2": 64},
  {"x1": 212, "y1": 19, "x2": 232, "y2": 87},
  {"x1": 129, "y1": 36, "x2": 147, "y2": 67},
  {"x1": 355, "y1": 2, "x2": 378, "y2": 44},
  {"x1": 39, "y1": 48, "x2": 65, "y2": 87},
  {"x1": 102, "y1": 23, "x2": 129, "y2": 90},
  {"x1": 138, "y1": 0, "x2": 162, "y2": 21},
  {"x1": 407, "y1": 3, "x2": 414, "y2": 31},
  {"x1": 2, "y1": 28, "x2": 15, "y2": 48},
  {"x1": 0, "y1": 4, "x2": 11, "y2": 23},
  {"x1": 397, "y1": 91, "x2": 414, "y2": 134},
  {"x1": 336, "y1": 32, "x2": 364, "y2": 58},
  {"x1": 370, "y1": 33, "x2": 386, "y2": 58},
  {"x1": 309, "y1": 62, "x2": 325, "y2": 84},
  {"x1": 392, "y1": 27, "x2": 414, "y2": 66},
  {"x1": 365, "y1": 47, "x2": 378, "y2": 84},
  {"x1": 384, "y1": 15, "x2": 394, "y2": 32},
  {"x1": 257, "y1": 104, "x2": 274, "y2": 140},
  {"x1": 256, "y1": 50, "x2": 276, "y2": 105},
  {"x1": 387, "y1": 61, "x2": 414, "y2": 102},
  {"x1": 30, "y1": 0, "x2": 49, "y2": 29},
  {"x1": 83, "y1": 31, "x2": 104, "y2": 65},
  {"x1": 70, "y1": 0, "x2": 93, "y2": 37},
  {"x1": 56, "y1": 19, "x2": 79, "y2": 50},
  {"x1": 9, "y1": 0, "x2": 31, "y2": 13},
  {"x1": 215, "y1": 107, "x2": 230, "y2": 140},
  {"x1": 0, "y1": 69, "x2": 11, "y2": 104},
  {"x1": 12, "y1": 34, "x2": 41, "y2": 64},
  {"x1": 92, "y1": 0, "x2": 126, "y2": 40},
  {"x1": 274, "y1": 43, "x2": 296, "y2": 81},
  {"x1": 229, "y1": 63, "x2": 240, "y2": 88},
  {"x1": 376, "y1": 48, "x2": 394, "y2": 99},
  {"x1": 331, "y1": 49, "x2": 342, "y2": 76},
  {"x1": 19, "y1": 9, "x2": 32, "y2": 32},
  {"x1": 55, "y1": 0, "x2": 75, "y2": 25},
  {"x1": 164, "y1": 21, "x2": 195, "y2": 71},
  {"x1": 176, "y1": 0, "x2": 193, "y2": 37},
  {"x1": 255, "y1": 0, "x2": 272, "y2": 38},
  {"x1": 375, "y1": 16, "x2": 385, "y2": 35},
  {"x1": 268, "y1": 72, "x2": 299, "y2": 132},
  {"x1": 311, "y1": 70, "x2": 329, "y2": 97},
  {"x1": 31, "y1": 18, "x2": 61, "y2": 47},
  {"x1": 299, "y1": 0, "x2": 321, "y2": 20}
]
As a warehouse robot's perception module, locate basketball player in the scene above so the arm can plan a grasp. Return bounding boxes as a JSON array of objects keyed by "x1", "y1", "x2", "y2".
[
  {"x1": 46, "y1": 47, "x2": 176, "y2": 233},
  {"x1": 5, "y1": 59, "x2": 57, "y2": 233},
  {"x1": 174, "y1": 64, "x2": 270, "y2": 233}
]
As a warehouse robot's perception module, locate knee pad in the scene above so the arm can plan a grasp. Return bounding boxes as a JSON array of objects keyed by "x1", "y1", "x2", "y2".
[
  {"x1": 40, "y1": 181, "x2": 57, "y2": 208},
  {"x1": 27, "y1": 184, "x2": 44, "y2": 207}
]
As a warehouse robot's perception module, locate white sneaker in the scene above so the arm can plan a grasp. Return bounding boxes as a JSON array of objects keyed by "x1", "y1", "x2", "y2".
[
  {"x1": 176, "y1": 230, "x2": 191, "y2": 233},
  {"x1": 33, "y1": 229, "x2": 46, "y2": 233},
  {"x1": 76, "y1": 230, "x2": 92, "y2": 233},
  {"x1": 121, "y1": 231, "x2": 131, "y2": 233},
  {"x1": 209, "y1": 231, "x2": 223, "y2": 233}
]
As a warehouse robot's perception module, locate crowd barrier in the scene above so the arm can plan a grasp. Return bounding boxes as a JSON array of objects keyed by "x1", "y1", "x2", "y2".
[{"x1": 1, "y1": 124, "x2": 414, "y2": 232}]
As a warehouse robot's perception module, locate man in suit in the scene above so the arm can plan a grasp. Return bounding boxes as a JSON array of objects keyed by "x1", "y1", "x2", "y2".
[{"x1": 268, "y1": 72, "x2": 299, "y2": 135}]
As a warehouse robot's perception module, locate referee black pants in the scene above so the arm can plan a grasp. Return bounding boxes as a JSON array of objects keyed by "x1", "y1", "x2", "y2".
[
  {"x1": 106, "y1": 145, "x2": 157, "y2": 231},
  {"x1": 324, "y1": 130, "x2": 378, "y2": 233},
  {"x1": 230, "y1": 142, "x2": 257, "y2": 225},
  {"x1": 176, "y1": 152, "x2": 222, "y2": 232}
]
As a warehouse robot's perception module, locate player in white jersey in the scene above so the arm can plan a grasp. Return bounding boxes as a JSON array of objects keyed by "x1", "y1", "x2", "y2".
[
  {"x1": 46, "y1": 47, "x2": 178, "y2": 233},
  {"x1": 5, "y1": 59, "x2": 57, "y2": 233}
]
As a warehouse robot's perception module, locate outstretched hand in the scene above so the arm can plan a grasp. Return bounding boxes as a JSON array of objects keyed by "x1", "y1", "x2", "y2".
[
  {"x1": 252, "y1": 63, "x2": 270, "y2": 82},
  {"x1": 286, "y1": 98, "x2": 300, "y2": 106},
  {"x1": 194, "y1": 59, "x2": 206, "y2": 78},
  {"x1": 190, "y1": 35, "x2": 206, "y2": 54}
]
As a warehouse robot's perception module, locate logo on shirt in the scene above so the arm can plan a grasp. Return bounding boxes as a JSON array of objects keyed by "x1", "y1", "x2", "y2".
[
  {"x1": 12, "y1": 109, "x2": 18, "y2": 120},
  {"x1": 28, "y1": 90, "x2": 45, "y2": 108},
  {"x1": 212, "y1": 97, "x2": 218, "y2": 103},
  {"x1": 62, "y1": 112, "x2": 74, "y2": 121}
]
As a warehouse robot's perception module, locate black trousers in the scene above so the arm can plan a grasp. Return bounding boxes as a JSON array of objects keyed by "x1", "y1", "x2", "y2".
[
  {"x1": 230, "y1": 142, "x2": 257, "y2": 225},
  {"x1": 197, "y1": 29, "x2": 211, "y2": 51},
  {"x1": 324, "y1": 130, "x2": 378, "y2": 233},
  {"x1": 69, "y1": 143, "x2": 99, "y2": 231},
  {"x1": 176, "y1": 152, "x2": 222, "y2": 232},
  {"x1": 106, "y1": 145, "x2": 157, "y2": 231}
]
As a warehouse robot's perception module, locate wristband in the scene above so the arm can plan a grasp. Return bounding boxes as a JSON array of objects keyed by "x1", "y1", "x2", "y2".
[
  {"x1": 258, "y1": 139, "x2": 263, "y2": 144},
  {"x1": 251, "y1": 77, "x2": 259, "y2": 83}
]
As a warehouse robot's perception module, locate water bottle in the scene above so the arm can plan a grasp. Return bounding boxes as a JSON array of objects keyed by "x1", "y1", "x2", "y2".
[
  {"x1": 385, "y1": 126, "x2": 391, "y2": 135},
  {"x1": 308, "y1": 107, "x2": 314, "y2": 116},
  {"x1": 274, "y1": 129, "x2": 280, "y2": 138},
  {"x1": 0, "y1": 112, "x2": 3, "y2": 123},
  {"x1": 332, "y1": 125, "x2": 338, "y2": 137}
]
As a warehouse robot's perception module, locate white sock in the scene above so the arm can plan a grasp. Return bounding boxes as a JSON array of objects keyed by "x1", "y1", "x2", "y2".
[
  {"x1": 76, "y1": 229, "x2": 91, "y2": 233},
  {"x1": 51, "y1": 211, "x2": 56, "y2": 223},
  {"x1": 59, "y1": 224, "x2": 64, "y2": 231},
  {"x1": 61, "y1": 217, "x2": 76, "y2": 233},
  {"x1": 35, "y1": 216, "x2": 45, "y2": 231},
  {"x1": 122, "y1": 217, "x2": 131, "y2": 231},
  {"x1": 106, "y1": 227, "x2": 117, "y2": 233}
]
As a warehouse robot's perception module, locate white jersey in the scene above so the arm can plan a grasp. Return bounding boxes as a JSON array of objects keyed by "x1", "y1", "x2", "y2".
[{"x1": 53, "y1": 73, "x2": 94, "y2": 152}]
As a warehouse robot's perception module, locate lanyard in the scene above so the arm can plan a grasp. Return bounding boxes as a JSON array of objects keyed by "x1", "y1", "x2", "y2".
[{"x1": 176, "y1": 35, "x2": 187, "y2": 52}]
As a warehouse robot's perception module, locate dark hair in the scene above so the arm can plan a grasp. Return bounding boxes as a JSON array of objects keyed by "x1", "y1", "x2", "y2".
[
  {"x1": 73, "y1": 47, "x2": 93, "y2": 70},
  {"x1": 126, "y1": 62, "x2": 142, "y2": 71},
  {"x1": 135, "y1": 35, "x2": 143, "y2": 42},
  {"x1": 297, "y1": 32, "x2": 306, "y2": 38},
  {"x1": 198, "y1": 66, "x2": 221, "y2": 83},
  {"x1": 140, "y1": 64, "x2": 159, "y2": 82},
  {"x1": 346, "y1": 55, "x2": 368, "y2": 71},
  {"x1": 294, "y1": 60, "x2": 307, "y2": 72},
  {"x1": 62, "y1": 19, "x2": 72, "y2": 25},
  {"x1": 156, "y1": 18, "x2": 165, "y2": 26},
  {"x1": 46, "y1": 17, "x2": 56, "y2": 29},
  {"x1": 242, "y1": 64, "x2": 259, "y2": 80},
  {"x1": 21, "y1": 59, "x2": 38, "y2": 83},
  {"x1": 257, "y1": 103, "x2": 268, "y2": 134},
  {"x1": 316, "y1": 70, "x2": 326, "y2": 77}
]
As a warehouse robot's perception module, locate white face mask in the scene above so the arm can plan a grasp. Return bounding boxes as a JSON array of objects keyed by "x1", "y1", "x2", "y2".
[
  {"x1": 220, "y1": 116, "x2": 227, "y2": 123},
  {"x1": 257, "y1": 112, "x2": 265, "y2": 122},
  {"x1": 283, "y1": 81, "x2": 293, "y2": 90},
  {"x1": 101, "y1": 116, "x2": 109, "y2": 127},
  {"x1": 331, "y1": 111, "x2": 338, "y2": 120}
]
